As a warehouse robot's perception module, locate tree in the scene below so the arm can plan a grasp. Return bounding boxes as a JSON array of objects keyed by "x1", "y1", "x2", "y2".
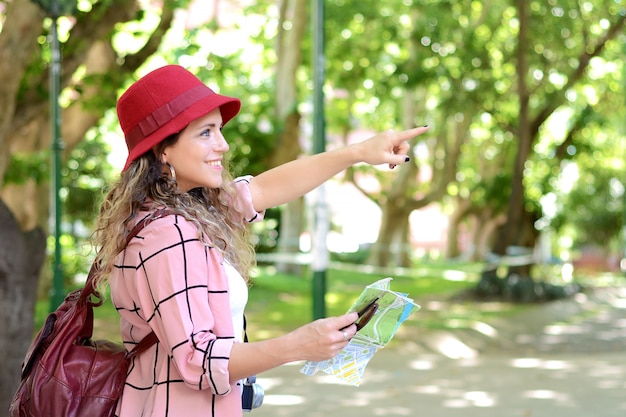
[
  {"x1": 480, "y1": 0, "x2": 626, "y2": 299},
  {"x1": 493, "y1": 1, "x2": 625, "y2": 256},
  {"x1": 269, "y1": 0, "x2": 308, "y2": 274},
  {"x1": 320, "y1": 0, "x2": 625, "y2": 284},
  {"x1": 551, "y1": 129, "x2": 625, "y2": 258},
  {"x1": 0, "y1": 0, "x2": 175, "y2": 408},
  {"x1": 321, "y1": 0, "x2": 501, "y2": 267}
]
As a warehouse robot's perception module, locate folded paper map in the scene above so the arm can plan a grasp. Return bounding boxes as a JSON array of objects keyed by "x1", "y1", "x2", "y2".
[{"x1": 300, "y1": 277, "x2": 420, "y2": 386}]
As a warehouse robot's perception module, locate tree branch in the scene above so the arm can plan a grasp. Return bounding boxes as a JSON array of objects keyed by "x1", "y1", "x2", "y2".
[{"x1": 530, "y1": 14, "x2": 626, "y2": 135}]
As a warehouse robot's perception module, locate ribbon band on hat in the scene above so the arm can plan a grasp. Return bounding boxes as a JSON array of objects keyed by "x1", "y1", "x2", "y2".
[{"x1": 126, "y1": 84, "x2": 214, "y2": 150}]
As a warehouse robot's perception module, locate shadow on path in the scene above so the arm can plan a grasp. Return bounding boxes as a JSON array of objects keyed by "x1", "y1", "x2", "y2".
[{"x1": 253, "y1": 287, "x2": 626, "y2": 417}]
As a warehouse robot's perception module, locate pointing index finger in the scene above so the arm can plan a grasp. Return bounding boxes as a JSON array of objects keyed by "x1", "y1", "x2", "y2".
[{"x1": 397, "y1": 125, "x2": 429, "y2": 142}]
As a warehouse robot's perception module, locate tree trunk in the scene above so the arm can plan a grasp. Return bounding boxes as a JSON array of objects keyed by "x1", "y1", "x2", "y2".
[
  {"x1": 366, "y1": 85, "x2": 424, "y2": 268},
  {"x1": 277, "y1": 196, "x2": 305, "y2": 274},
  {"x1": 486, "y1": 0, "x2": 538, "y2": 293},
  {"x1": 368, "y1": 196, "x2": 413, "y2": 267},
  {"x1": 445, "y1": 198, "x2": 472, "y2": 259},
  {"x1": 493, "y1": 0, "x2": 532, "y2": 257},
  {"x1": 0, "y1": 199, "x2": 46, "y2": 412},
  {"x1": 271, "y1": 0, "x2": 307, "y2": 274},
  {"x1": 0, "y1": 0, "x2": 44, "y2": 181},
  {"x1": 473, "y1": 211, "x2": 507, "y2": 261}
]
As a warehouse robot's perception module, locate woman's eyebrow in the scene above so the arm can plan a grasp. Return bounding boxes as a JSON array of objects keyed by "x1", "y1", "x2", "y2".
[{"x1": 194, "y1": 121, "x2": 220, "y2": 131}]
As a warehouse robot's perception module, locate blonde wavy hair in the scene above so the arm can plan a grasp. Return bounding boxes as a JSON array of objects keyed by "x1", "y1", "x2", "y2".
[{"x1": 91, "y1": 134, "x2": 256, "y2": 289}]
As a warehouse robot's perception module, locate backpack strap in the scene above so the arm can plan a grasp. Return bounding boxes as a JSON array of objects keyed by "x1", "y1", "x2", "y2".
[
  {"x1": 83, "y1": 208, "x2": 175, "y2": 299},
  {"x1": 127, "y1": 331, "x2": 159, "y2": 358},
  {"x1": 124, "y1": 207, "x2": 175, "y2": 246},
  {"x1": 86, "y1": 208, "x2": 176, "y2": 353}
]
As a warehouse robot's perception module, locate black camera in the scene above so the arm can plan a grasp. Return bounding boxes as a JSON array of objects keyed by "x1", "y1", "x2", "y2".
[{"x1": 242, "y1": 376, "x2": 264, "y2": 412}]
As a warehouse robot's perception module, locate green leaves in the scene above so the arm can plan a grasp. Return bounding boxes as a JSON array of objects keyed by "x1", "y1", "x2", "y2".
[{"x1": 3, "y1": 152, "x2": 50, "y2": 185}]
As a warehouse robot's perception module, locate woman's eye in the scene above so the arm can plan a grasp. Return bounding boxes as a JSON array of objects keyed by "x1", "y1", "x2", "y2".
[{"x1": 200, "y1": 129, "x2": 213, "y2": 137}]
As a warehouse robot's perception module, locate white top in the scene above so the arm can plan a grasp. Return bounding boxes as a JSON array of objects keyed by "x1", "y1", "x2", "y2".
[{"x1": 224, "y1": 261, "x2": 248, "y2": 342}]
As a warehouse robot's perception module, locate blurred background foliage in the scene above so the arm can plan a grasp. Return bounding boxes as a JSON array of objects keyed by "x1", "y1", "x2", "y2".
[{"x1": 1, "y1": 0, "x2": 624, "y2": 299}]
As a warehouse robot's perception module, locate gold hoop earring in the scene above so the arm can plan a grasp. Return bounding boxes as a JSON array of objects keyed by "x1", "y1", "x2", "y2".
[{"x1": 166, "y1": 163, "x2": 176, "y2": 181}]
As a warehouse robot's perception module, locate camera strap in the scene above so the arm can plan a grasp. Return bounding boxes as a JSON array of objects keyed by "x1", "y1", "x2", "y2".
[{"x1": 240, "y1": 314, "x2": 264, "y2": 411}]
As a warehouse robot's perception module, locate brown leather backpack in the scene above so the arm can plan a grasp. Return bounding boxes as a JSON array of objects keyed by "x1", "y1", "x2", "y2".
[{"x1": 9, "y1": 211, "x2": 170, "y2": 417}]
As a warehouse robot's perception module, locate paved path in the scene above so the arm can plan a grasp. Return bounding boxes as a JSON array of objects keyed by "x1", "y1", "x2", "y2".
[{"x1": 252, "y1": 286, "x2": 626, "y2": 417}]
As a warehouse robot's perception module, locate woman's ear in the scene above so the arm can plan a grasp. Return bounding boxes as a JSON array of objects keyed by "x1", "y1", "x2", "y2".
[{"x1": 153, "y1": 148, "x2": 167, "y2": 164}]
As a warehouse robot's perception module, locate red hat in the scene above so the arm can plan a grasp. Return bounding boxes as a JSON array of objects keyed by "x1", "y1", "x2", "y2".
[{"x1": 117, "y1": 65, "x2": 241, "y2": 171}]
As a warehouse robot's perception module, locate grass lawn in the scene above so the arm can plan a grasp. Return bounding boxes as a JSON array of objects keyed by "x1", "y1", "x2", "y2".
[
  {"x1": 34, "y1": 261, "x2": 530, "y2": 343},
  {"x1": 245, "y1": 263, "x2": 526, "y2": 343}
]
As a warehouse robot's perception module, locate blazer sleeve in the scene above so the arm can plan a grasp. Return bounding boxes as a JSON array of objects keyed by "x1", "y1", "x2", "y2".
[{"x1": 233, "y1": 175, "x2": 265, "y2": 223}]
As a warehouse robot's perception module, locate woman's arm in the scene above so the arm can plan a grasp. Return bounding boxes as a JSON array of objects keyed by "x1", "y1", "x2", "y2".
[
  {"x1": 228, "y1": 312, "x2": 359, "y2": 382},
  {"x1": 249, "y1": 126, "x2": 429, "y2": 212}
]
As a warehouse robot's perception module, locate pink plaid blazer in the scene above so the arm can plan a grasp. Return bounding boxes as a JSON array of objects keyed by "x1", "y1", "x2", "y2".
[{"x1": 111, "y1": 177, "x2": 263, "y2": 417}]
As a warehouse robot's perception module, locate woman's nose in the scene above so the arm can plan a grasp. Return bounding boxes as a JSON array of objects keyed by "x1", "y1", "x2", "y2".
[{"x1": 214, "y1": 131, "x2": 229, "y2": 152}]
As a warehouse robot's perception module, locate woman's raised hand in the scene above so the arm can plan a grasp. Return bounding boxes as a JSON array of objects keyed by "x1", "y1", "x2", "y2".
[{"x1": 353, "y1": 126, "x2": 430, "y2": 168}]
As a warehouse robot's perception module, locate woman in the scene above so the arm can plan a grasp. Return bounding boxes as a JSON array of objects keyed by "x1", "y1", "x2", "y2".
[{"x1": 91, "y1": 64, "x2": 429, "y2": 417}]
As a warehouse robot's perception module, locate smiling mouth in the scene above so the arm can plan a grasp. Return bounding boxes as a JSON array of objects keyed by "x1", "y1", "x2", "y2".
[{"x1": 207, "y1": 160, "x2": 222, "y2": 167}]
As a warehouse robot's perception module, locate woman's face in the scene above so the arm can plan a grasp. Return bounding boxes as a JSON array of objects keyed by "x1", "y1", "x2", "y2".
[{"x1": 161, "y1": 108, "x2": 229, "y2": 191}]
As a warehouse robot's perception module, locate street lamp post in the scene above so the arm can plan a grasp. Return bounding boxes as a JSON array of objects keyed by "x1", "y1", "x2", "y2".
[
  {"x1": 311, "y1": 0, "x2": 328, "y2": 319},
  {"x1": 31, "y1": 0, "x2": 76, "y2": 310},
  {"x1": 49, "y1": 0, "x2": 65, "y2": 311},
  {"x1": 622, "y1": 40, "x2": 626, "y2": 277}
]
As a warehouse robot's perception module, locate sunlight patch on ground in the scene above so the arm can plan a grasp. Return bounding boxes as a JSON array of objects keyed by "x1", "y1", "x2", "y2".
[
  {"x1": 442, "y1": 269, "x2": 469, "y2": 281},
  {"x1": 409, "y1": 359, "x2": 435, "y2": 370},
  {"x1": 523, "y1": 390, "x2": 570, "y2": 402},
  {"x1": 464, "y1": 391, "x2": 496, "y2": 407},
  {"x1": 542, "y1": 360, "x2": 572, "y2": 370},
  {"x1": 510, "y1": 357, "x2": 577, "y2": 371},
  {"x1": 587, "y1": 362, "x2": 625, "y2": 378},
  {"x1": 443, "y1": 390, "x2": 497, "y2": 408},
  {"x1": 412, "y1": 384, "x2": 442, "y2": 394},
  {"x1": 615, "y1": 318, "x2": 626, "y2": 327},
  {"x1": 471, "y1": 321, "x2": 498, "y2": 338},
  {"x1": 425, "y1": 332, "x2": 478, "y2": 359},
  {"x1": 544, "y1": 323, "x2": 587, "y2": 335},
  {"x1": 510, "y1": 357, "x2": 543, "y2": 368},
  {"x1": 340, "y1": 396, "x2": 370, "y2": 406},
  {"x1": 597, "y1": 379, "x2": 622, "y2": 389},
  {"x1": 256, "y1": 377, "x2": 285, "y2": 391},
  {"x1": 256, "y1": 378, "x2": 307, "y2": 407},
  {"x1": 314, "y1": 374, "x2": 354, "y2": 385},
  {"x1": 371, "y1": 406, "x2": 413, "y2": 415},
  {"x1": 609, "y1": 297, "x2": 626, "y2": 308},
  {"x1": 261, "y1": 395, "x2": 305, "y2": 406}
]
